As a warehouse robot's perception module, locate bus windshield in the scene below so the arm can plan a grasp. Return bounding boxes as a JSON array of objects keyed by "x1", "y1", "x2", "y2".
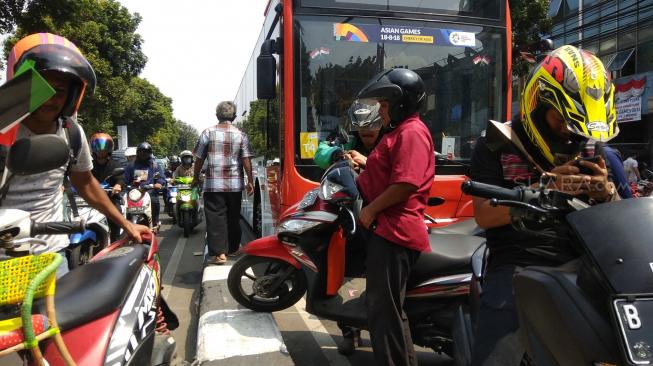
[{"x1": 294, "y1": 16, "x2": 505, "y2": 177}]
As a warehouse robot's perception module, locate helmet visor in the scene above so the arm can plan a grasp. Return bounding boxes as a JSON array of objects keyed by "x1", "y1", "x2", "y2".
[
  {"x1": 349, "y1": 99, "x2": 382, "y2": 130},
  {"x1": 16, "y1": 44, "x2": 96, "y2": 93}
]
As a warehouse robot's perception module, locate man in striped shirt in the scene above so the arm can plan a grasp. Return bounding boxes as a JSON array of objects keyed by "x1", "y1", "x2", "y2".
[{"x1": 193, "y1": 101, "x2": 254, "y2": 264}]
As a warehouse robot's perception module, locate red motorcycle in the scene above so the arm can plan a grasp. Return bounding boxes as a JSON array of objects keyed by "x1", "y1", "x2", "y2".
[
  {"x1": 227, "y1": 160, "x2": 484, "y2": 355},
  {"x1": 0, "y1": 219, "x2": 180, "y2": 366}
]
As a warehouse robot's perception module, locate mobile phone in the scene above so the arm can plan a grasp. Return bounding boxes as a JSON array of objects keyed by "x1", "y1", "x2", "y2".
[{"x1": 574, "y1": 156, "x2": 601, "y2": 175}]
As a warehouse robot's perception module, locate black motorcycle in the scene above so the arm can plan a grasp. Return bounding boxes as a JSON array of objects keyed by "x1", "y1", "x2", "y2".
[{"x1": 455, "y1": 180, "x2": 653, "y2": 366}]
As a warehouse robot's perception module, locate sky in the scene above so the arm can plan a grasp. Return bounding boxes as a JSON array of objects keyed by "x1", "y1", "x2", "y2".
[{"x1": 117, "y1": 0, "x2": 269, "y2": 132}]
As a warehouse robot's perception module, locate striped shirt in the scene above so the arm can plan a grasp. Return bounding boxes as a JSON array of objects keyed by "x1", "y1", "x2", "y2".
[{"x1": 194, "y1": 123, "x2": 254, "y2": 192}]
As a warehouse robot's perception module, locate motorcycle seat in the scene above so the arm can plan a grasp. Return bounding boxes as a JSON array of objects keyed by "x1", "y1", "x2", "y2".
[
  {"x1": 409, "y1": 234, "x2": 484, "y2": 286},
  {"x1": 428, "y1": 219, "x2": 484, "y2": 237},
  {"x1": 34, "y1": 244, "x2": 147, "y2": 331}
]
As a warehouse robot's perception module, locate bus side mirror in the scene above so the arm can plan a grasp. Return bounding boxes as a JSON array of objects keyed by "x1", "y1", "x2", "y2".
[{"x1": 257, "y1": 39, "x2": 277, "y2": 100}]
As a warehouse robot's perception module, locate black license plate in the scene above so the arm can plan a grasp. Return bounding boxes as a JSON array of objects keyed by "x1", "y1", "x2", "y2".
[{"x1": 613, "y1": 297, "x2": 653, "y2": 364}]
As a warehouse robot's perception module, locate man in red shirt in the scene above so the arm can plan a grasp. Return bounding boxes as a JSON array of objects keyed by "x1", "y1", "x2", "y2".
[{"x1": 356, "y1": 68, "x2": 435, "y2": 366}]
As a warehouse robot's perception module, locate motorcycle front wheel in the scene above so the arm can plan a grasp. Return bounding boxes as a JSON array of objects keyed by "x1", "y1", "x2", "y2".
[
  {"x1": 183, "y1": 211, "x2": 191, "y2": 237},
  {"x1": 228, "y1": 255, "x2": 307, "y2": 312}
]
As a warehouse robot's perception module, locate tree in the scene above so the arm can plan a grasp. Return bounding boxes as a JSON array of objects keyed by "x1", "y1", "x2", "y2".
[
  {"x1": 174, "y1": 121, "x2": 199, "y2": 153},
  {"x1": 1, "y1": 0, "x2": 190, "y2": 157},
  {"x1": 510, "y1": 0, "x2": 552, "y2": 76}
]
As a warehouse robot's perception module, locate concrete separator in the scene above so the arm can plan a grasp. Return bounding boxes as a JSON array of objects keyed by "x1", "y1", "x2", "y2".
[{"x1": 196, "y1": 264, "x2": 293, "y2": 365}]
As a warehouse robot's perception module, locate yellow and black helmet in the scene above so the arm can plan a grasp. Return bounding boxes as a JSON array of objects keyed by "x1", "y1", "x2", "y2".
[{"x1": 520, "y1": 45, "x2": 618, "y2": 167}]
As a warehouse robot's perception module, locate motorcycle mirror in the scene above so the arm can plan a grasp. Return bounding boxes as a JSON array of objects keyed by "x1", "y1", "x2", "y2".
[
  {"x1": 7, "y1": 135, "x2": 69, "y2": 176},
  {"x1": 427, "y1": 197, "x2": 445, "y2": 206},
  {"x1": 112, "y1": 167, "x2": 125, "y2": 177}
]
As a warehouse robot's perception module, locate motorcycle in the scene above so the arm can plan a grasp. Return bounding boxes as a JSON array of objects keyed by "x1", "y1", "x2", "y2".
[
  {"x1": 64, "y1": 169, "x2": 125, "y2": 268},
  {"x1": 173, "y1": 176, "x2": 202, "y2": 237},
  {"x1": 125, "y1": 176, "x2": 159, "y2": 233},
  {"x1": 227, "y1": 160, "x2": 485, "y2": 355},
  {"x1": 455, "y1": 180, "x2": 653, "y2": 366},
  {"x1": 0, "y1": 135, "x2": 179, "y2": 365},
  {"x1": 165, "y1": 178, "x2": 177, "y2": 223}
]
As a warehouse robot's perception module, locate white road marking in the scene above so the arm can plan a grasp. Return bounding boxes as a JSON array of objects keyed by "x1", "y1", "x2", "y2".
[
  {"x1": 196, "y1": 309, "x2": 287, "y2": 362},
  {"x1": 201, "y1": 265, "x2": 233, "y2": 283},
  {"x1": 294, "y1": 297, "x2": 353, "y2": 366},
  {"x1": 161, "y1": 235, "x2": 187, "y2": 298}
]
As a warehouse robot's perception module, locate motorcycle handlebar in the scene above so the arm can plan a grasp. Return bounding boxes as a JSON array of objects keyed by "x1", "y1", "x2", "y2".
[
  {"x1": 31, "y1": 221, "x2": 86, "y2": 236},
  {"x1": 461, "y1": 181, "x2": 522, "y2": 201}
]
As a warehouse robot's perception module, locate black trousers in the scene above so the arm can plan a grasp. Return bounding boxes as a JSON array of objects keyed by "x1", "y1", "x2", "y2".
[
  {"x1": 365, "y1": 231, "x2": 420, "y2": 366},
  {"x1": 470, "y1": 265, "x2": 524, "y2": 366},
  {"x1": 204, "y1": 192, "x2": 242, "y2": 256},
  {"x1": 151, "y1": 198, "x2": 160, "y2": 226}
]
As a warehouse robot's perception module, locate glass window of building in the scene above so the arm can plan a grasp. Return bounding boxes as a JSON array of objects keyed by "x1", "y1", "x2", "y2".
[
  {"x1": 618, "y1": 0, "x2": 638, "y2": 28},
  {"x1": 608, "y1": 48, "x2": 634, "y2": 71},
  {"x1": 637, "y1": 40, "x2": 653, "y2": 73},
  {"x1": 564, "y1": 0, "x2": 580, "y2": 16}
]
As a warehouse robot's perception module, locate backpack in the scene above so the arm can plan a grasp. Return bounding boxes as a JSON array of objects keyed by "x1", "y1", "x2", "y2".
[{"x1": 62, "y1": 118, "x2": 83, "y2": 216}]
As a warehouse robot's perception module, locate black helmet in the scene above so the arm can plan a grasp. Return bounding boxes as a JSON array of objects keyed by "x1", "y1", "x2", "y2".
[
  {"x1": 169, "y1": 155, "x2": 180, "y2": 165},
  {"x1": 136, "y1": 142, "x2": 152, "y2": 162},
  {"x1": 356, "y1": 68, "x2": 426, "y2": 125}
]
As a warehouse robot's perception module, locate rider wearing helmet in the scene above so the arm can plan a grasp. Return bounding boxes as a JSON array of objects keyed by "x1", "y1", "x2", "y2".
[
  {"x1": 314, "y1": 99, "x2": 383, "y2": 171},
  {"x1": 174, "y1": 150, "x2": 194, "y2": 178},
  {"x1": 90, "y1": 132, "x2": 125, "y2": 241},
  {"x1": 124, "y1": 142, "x2": 166, "y2": 229},
  {"x1": 125, "y1": 147, "x2": 137, "y2": 163},
  {"x1": 469, "y1": 45, "x2": 618, "y2": 365},
  {"x1": 2, "y1": 33, "x2": 149, "y2": 275},
  {"x1": 355, "y1": 68, "x2": 435, "y2": 365},
  {"x1": 167, "y1": 155, "x2": 181, "y2": 178}
]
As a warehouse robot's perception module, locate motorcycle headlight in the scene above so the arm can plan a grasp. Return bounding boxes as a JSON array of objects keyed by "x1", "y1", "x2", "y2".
[
  {"x1": 318, "y1": 179, "x2": 344, "y2": 201},
  {"x1": 128, "y1": 190, "x2": 142, "y2": 202},
  {"x1": 278, "y1": 219, "x2": 322, "y2": 234},
  {"x1": 180, "y1": 195, "x2": 191, "y2": 202}
]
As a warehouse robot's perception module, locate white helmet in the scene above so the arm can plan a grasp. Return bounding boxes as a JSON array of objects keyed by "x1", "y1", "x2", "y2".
[{"x1": 124, "y1": 147, "x2": 137, "y2": 157}]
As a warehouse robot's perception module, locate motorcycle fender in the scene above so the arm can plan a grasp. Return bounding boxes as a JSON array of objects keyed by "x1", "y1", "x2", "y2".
[
  {"x1": 242, "y1": 236, "x2": 301, "y2": 269},
  {"x1": 70, "y1": 230, "x2": 97, "y2": 245},
  {"x1": 43, "y1": 310, "x2": 119, "y2": 366}
]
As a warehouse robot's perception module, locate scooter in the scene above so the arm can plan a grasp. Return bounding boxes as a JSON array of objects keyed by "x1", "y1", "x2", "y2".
[
  {"x1": 227, "y1": 160, "x2": 485, "y2": 355},
  {"x1": 0, "y1": 134, "x2": 179, "y2": 365},
  {"x1": 64, "y1": 184, "x2": 110, "y2": 269},
  {"x1": 456, "y1": 180, "x2": 653, "y2": 366},
  {"x1": 165, "y1": 178, "x2": 177, "y2": 223},
  {"x1": 63, "y1": 168, "x2": 126, "y2": 269},
  {"x1": 174, "y1": 176, "x2": 202, "y2": 237},
  {"x1": 125, "y1": 179, "x2": 158, "y2": 233}
]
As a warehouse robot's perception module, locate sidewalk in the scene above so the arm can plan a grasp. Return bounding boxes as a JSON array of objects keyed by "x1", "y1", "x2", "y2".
[{"x1": 195, "y1": 258, "x2": 294, "y2": 365}]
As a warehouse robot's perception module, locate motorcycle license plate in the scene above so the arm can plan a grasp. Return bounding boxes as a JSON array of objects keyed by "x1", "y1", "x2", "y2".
[
  {"x1": 613, "y1": 297, "x2": 653, "y2": 364},
  {"x1": 128, "y1": 207, "x2": 145, "y2": 213},
  {"x1": 298, "y1": 189, "x2": 318, "y2": 210}
]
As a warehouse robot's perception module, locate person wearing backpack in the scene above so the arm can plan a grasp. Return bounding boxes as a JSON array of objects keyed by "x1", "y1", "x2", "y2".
[{"x1": 1, "y1": 33, "x2": 151, "y2": 277}]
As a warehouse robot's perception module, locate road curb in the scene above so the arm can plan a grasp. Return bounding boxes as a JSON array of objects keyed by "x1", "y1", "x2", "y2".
[{"x1": 196, "y1": 263, "x2": 293, "y2": 365}]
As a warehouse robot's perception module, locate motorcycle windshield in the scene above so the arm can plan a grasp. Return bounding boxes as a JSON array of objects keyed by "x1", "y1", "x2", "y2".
[
  {"x1": 566, "y1": 198, "x2": 653, "y2": 294},
  {"x1": 175, "y1": 176, "x2": 193, "y2": 185}
]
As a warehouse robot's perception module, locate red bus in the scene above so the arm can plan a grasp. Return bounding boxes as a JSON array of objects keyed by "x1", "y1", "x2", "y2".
[{"x1": 235, "y1": 0, "x2": 513, "y2": 237}]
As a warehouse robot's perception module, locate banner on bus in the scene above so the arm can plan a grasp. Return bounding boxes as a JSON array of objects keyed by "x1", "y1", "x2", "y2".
[{"x1": 334, "y1": 23, "x2": 476, "y2": 47}]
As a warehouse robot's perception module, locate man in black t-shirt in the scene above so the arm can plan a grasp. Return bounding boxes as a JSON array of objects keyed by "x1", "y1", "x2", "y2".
[{"x1": 469, "y1": 46, "x2": 619, "y2": 365}]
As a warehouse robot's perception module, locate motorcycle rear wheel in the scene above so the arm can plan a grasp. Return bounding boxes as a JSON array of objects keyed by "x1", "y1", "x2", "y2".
[{"x1": 228, "y1": 255, "x2": 306, "y2": 312}]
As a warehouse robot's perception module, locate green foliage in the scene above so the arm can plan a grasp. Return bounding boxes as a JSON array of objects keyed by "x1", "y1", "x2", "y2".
[
  {"x1": 1, "y1": 0, "x2": 191, "y2": 157},
  {"x1": 240, "y1": 98, "x2": 279, "y2": 159},
  {"x1": 510, "y1": 0, "x2": 552, "y2": 76},
  {"x1": 173, "y1": 120, "x2": 199, "y2": 153}
]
